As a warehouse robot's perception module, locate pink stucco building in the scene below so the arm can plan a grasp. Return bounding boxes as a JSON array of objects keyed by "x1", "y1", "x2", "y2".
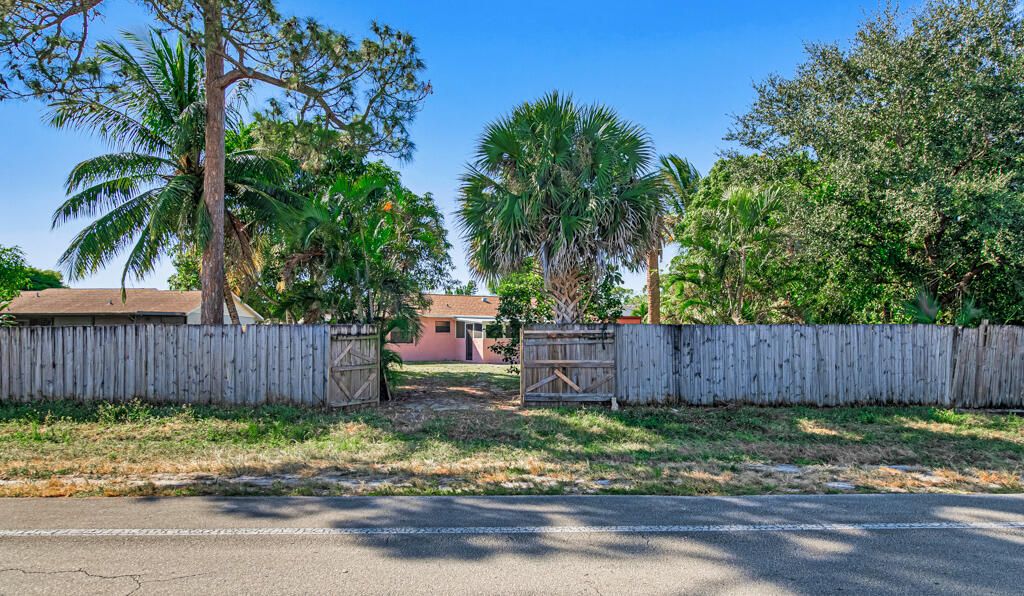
[{"x1": 391, "y1": 294, "x2": 506, "y2": 363}]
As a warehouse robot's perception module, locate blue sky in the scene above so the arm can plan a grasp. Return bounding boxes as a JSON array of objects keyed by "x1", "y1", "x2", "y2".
[{"x1": 0, "y1": 0, "x2": 922, "y2": 294}]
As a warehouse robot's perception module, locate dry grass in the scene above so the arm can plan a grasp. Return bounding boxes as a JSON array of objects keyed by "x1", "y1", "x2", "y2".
[{"x1": 0, "y1": 363, "x2": 1021, "y2": 497}]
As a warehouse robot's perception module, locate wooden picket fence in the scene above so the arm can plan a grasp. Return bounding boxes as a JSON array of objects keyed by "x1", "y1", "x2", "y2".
[
  {"x1": 521, "y1": 322, "x2": 1024, "y2": 408},
  {"x1": 0, "y1": 324, "x2": 379, "y2": 408}
]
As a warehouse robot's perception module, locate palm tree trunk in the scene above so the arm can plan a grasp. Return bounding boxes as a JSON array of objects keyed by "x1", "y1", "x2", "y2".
[
  {"x1": 200, "y1": 0, "x2": 226, "y2": 325},
  {"x1": 548, "y1": 274, "x2": 584, "y2": 323},
  {"x1": 224, "y1": 273, "x2": 241, "y2": 325},
  {"x1": 646, "y1": 247, "x2": 661, "y2": 325}
]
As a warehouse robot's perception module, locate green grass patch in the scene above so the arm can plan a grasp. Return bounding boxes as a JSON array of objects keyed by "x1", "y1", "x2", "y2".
[{"x1": 0, "y1": 362, "x2": 1021, "y2": 497}]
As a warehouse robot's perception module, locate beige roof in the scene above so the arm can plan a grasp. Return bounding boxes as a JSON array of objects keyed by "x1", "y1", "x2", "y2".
[
  {"x1": 3, "y1": 288, "x2": 257, "y2": 318},
  {"x1": 420, "y1": 294, "x2": 499, "y2": 318}
]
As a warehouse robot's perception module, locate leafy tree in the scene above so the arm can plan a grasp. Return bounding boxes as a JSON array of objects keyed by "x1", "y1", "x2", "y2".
[
  {"x1": 585, "y1": 267, "x2": 631, "y2": 323},
  {"x1": 647, "y1": 155, "x2": 700, "y2": 324},
  {"x1": 458, "y1": 91, "x2": 663, "y2": 323},
  {"x1": 2, "y1": 0, "x2": 430, "y2": 323},
  {"x1": 49, "y1": 31, "x2": 292, "y2": 315},
  {"x1": 489, "y1": 262, "x2": 554, "y2": 372},
  {"x1": 0, "y1": 245, "x2": 30, "y2": 300},
  {"x1": 275, "y1": 165, "x2": 452, "y2": 395},
  {"x1": 0, "y1": 246, "x2": 65, "y2": 327},
  {"x1": 0, "y1": 245, "x2": 29, "y2": 326},
  {"x1": 19, "y1": 267, "x2": 64, "y2": 291},
  {"x1": 168, "y1": 246, "x2": 202, "y2": 291},
  {"x1": 278, "y1": 165, "x2": 452, "y2": 330},
  {"x1": 727, "y1": 0, "x2": 1024, "y2": 323},
  {"x1": 228, "y1": 123, "x2": 373, "y2": 321},
  {"x1": 445, "y1": 280, "x2": 478, "y2": 295}
]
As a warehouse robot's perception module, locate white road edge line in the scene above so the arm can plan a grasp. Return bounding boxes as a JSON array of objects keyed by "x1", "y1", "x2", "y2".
[{"x1": 2, "y1": 521, "x2": 1024, "y2": 538}]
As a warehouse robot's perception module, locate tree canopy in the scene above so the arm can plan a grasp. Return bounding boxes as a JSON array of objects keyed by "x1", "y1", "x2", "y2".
[
  {"x1": 2, "y1": 0, "x2": 430, "y2": 323},
  {"x1": 49, "y1": 31, "x2": 292, "y2": 300},
  {"x1": 662, "y1": 0, "x2": 1024, "y2": 325},
  {"x1": 1, "y1": 0, "x2": 430, "y2": 157},
  {"x1": 267, "y1": 163, "x2": 452, "y2": 331},
  {"x1": 22, "y1": 267, "x2": 64, "y2": 291},
  {"x1": 0, "y1": 245, "x2": 29, "y2": 301},
  {"x1": 458, "y1": 91, "x2": 663, "y2": 323}
]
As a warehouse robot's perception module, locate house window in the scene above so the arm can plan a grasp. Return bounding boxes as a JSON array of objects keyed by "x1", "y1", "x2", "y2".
[
  {"x1": 21, "y1": 317, "x2": 53, "y2": 326},
  {"x1": 390, "y1": 329, "x2": 413, "y2": 344},
  {"x1": 485, "y1": 322, "x2": 505, "y2": 339},
  {"x1": 456, "y1": 321, "x2": 466, "y2": 338},
  {"x1": 435, "y1": 321, "x2": 451, "y2": 333}
]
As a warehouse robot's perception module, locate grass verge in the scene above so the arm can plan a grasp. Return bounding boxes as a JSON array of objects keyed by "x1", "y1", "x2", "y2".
[{"x1": 0, "y1": 363, "x2": 1020, "y2": 497}]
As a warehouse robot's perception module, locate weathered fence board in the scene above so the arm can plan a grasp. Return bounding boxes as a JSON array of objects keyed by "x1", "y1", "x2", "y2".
[
  {"x1": 948, "y1": 323, "x2": 1024, "y2": 408},
  {"x1": 521, "y1": 324, "x2": 616, "y2": 405},
  {"x1": 327, "y1": 326, "x2": 379, "y2": 408},
  {"x1": 521, "y1": 323, "x2": 1024, "y2": 408},
  {"x1": 0, "y1": 324, "x2": 378, "y2": 407}
]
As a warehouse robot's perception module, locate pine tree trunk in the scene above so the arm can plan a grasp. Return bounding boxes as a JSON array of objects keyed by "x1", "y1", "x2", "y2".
[
  {"x1": 200, "y1": 0, "x2": 226, "y2": 325},
  {"x1": 646, "y1": 247, "x2": 661, "y2": 325}
]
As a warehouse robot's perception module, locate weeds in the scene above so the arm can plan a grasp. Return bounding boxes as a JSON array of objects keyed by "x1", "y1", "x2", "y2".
[{"x1": 0, "y1": 363, "x2": 1021, "y2": 497}]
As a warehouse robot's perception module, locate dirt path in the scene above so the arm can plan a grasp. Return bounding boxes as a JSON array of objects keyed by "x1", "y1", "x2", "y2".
[{"x1": 385, "y1": 362, "x2": 520, "y2": 427}]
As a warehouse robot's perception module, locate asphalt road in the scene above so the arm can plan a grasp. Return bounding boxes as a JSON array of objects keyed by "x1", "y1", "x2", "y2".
[{"x1": 1, "y1": 494, "x2": 1023, "y2": 595}]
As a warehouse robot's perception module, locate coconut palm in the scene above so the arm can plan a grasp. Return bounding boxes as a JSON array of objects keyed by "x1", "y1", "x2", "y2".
[
  {"x1": 49, "y1": 31, "x2": 291, "y2": 316},
  {"x1": 458, "y1": 92, "x2": 663, "y2": 323},
  {"x1": 647, "y1": 154, "x2": 700, "y2": 324}
]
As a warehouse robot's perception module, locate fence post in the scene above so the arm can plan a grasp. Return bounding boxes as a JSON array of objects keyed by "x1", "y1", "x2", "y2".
[
  {"x1": 611, "y1": 323, "x2": 620, "y2": 411},
  {"x1": 518, "y1": 325, "x2": 526, "y2": 405},
  {"x1": 944, "y1": 326, "x2": 959, "y2": 407},
  {"x1": 972, "y1": 320, "x2": 990, "y2": 406}
]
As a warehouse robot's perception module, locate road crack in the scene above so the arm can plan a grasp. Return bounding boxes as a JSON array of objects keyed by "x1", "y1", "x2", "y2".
[
  {"x1": 1, "y1": 567, "x2": 141, "y2": 594},
  {"x1": 0, "y1": 567, "x2": 201, "y2": 595}
]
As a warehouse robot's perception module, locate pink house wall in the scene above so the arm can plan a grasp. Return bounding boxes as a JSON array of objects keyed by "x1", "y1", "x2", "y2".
[{"x1": 391, "y1": 317, "x2": 505, "y2": 364}]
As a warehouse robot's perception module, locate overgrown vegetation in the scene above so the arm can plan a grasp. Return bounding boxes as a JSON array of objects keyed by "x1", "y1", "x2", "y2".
[
  {"x1": 3, "y1": 0, "x2": 431, "y2": 324},
  {"x1": 489, "y1": 261, "x2": 632, "y2": 370},
  {"x1": 1, "y1": 363, "x2": 1021, "y2": 497},
  {"x1": 49, "y1": 32, "x2": 294, "y2": 300},
  {"x1": 664, "y1": 0, "x2": 1024, "y2": 325},
  {"x1": 29, "y1": 29, "x2": 451, "y2": 386},
  {"x1": 0, "y1": 245, "x2": 64, "y2": 326}
]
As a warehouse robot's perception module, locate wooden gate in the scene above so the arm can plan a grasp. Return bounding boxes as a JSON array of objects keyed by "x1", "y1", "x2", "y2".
[
  {"x1": 520, "y1": 324, "x2": 616, "y2": 405},
  {"x1": 327, "y1": 324, "x2": 380, "y2": 407}
]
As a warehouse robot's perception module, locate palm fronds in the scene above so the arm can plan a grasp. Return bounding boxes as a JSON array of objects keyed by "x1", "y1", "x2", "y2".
[
  {"x1": 457, "y1": 91, "x2": 663, "y2": 321},
  {"x1": 50, "y1": 30, "x2": 292, "y2": 291}
]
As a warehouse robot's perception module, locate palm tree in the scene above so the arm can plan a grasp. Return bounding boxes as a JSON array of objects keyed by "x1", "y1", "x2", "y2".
[
  {"x1": 647, "y1": 155, "x2": 700, "y2": 324},
  {"x1": 673, "y1": 185, "x2": 786, "y2": 323},
  {"x1": 280, "y1": 167, "x2": 451, "y2": 329},
  {"x1": 458, "y1": 92, "x2": 663, "y2": 323},
  {"x1": 49, "y1": 31, "x2": 291, "y2": 319},
  {"x1": 280, "y1": 168, "x2": 452, "y2": 399}
]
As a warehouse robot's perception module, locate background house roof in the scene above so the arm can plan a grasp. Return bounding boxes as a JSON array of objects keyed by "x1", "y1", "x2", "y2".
[
  {"x1": 3, "y1": 288, "x2": 261, "y2": 319},
  {"x1": 420, "y1": 294, "x2": 499, "y2": 318}
]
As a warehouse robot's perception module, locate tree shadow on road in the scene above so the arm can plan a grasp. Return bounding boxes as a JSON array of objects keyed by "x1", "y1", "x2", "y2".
[{"x1": 174, "y1": 493, "x2": 1024, "y2": 594}]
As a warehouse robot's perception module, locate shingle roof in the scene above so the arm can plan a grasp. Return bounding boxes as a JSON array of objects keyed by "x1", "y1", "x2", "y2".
[
  {"x1": 420, "y1": 294, "x2": 499, "y2": 318},
  {"x1": 5, "y1": 288, "x2": 226, "y2": 316}
]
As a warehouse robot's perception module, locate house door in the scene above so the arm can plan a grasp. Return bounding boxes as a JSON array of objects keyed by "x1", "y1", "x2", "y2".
[{"x1": 464, "y1": 323, "x2": 481, "y2": 361}]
